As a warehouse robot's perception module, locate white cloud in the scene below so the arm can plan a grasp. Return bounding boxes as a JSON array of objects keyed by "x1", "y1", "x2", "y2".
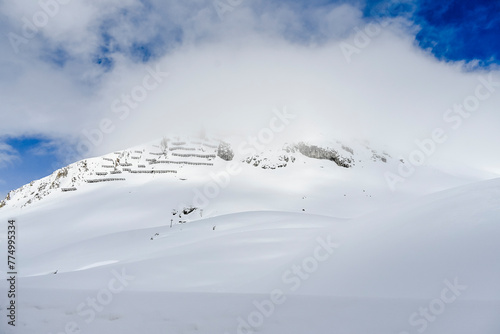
[
  {"x1": 0, "y1": 1, "x2": 499, "y2": 173},
  {"x1": 0, "y1": 143, "x2": 20, "y2": 168}
]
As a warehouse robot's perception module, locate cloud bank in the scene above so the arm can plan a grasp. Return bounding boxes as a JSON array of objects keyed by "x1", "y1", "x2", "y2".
[{"x1": 0, "y1": 0, "x2": 499, "y2": 174}]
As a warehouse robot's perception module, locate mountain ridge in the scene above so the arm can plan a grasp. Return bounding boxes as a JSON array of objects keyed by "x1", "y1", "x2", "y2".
[{"x1": 0, "y1": 135, "x2": 395, "y2": 211}]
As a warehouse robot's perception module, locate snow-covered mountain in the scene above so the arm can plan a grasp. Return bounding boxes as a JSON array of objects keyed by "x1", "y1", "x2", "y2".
[
  {"x1": 0, "y1": 135, "x2": 387, "y2": 211},
  {"x1": 0, "y1": 135, "x2": 499, "y2": 334},
  {"x1": 0, "y1": 134, "x2": 471, "y2": 216}
]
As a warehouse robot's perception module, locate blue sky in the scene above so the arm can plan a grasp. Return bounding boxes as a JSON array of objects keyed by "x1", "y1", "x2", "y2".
[
  {"x1": 410, "y1": 0, "x2": 500, "y2": 67},
  {"x1": 0, "y1": 138, "x2": 62, "y2": 196},
  {"x1": 1, "y1": 0, "x2": 499, "y2": 199}
]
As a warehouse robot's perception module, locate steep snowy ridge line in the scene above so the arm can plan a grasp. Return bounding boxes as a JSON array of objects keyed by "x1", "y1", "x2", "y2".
[{"x1": 0, "y1": 135, "x2": 393, "y2": 210}]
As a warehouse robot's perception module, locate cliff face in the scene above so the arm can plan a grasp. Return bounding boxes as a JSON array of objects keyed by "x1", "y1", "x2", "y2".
[{"x1": 294, "y1": 142, "x2": 354, "y2": 168}]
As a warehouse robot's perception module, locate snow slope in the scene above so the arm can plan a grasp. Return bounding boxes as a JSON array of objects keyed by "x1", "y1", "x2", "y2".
[{"x1": 0, "y1": 136, "x2": 499, "y2": 333}]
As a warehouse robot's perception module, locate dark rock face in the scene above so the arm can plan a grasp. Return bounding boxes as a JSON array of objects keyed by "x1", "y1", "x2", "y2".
[
  {"x1": 294, "y1": 142, "x2": 353, "y2": 168},
  {"x1": 183, "y1": 207, "x2": 197, "y2": 215},
  {"x1": 217, "y1": 141, "x2": 234, "y2": 161},
  {"x1": 243, "y1": 154, "x2": 294, "y2": 169}
]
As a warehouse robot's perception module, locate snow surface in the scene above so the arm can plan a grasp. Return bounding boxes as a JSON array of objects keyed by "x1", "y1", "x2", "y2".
[{"x1": 0, "y1": 136, "x2": 499, "y2": 333}]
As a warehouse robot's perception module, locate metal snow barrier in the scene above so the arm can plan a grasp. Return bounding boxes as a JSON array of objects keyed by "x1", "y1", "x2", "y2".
[
  {"x1": 134, "y1": 150, "x2": 143, "y2": 153},
  {"x1": 86, "y1": 178, "x2": 126, "y2": 183},
  {"x1": 149, "y1": 152, "x2": 164, "y2": 155},
  {"x1": 171, "y1": 141, "x2": 186, "y2": 145},
  {"x1": 96, "y1": 172, "x2": 108, "y2": 176},
  {"x1": 103, "y1": 157, "x2": 114, "y2": 162},
  {"x1": 129, "y1": 170, "x2": 177, "y2": 174},
  {"x1": 102, "y1": 165, "x2": 115, "y2": 168},
  {"x1": 169, "y1": 147, "x2": 196, "y2": 151},
  {"x1": 110, "y1": 170, "x2": 122, "y2": 174},
  {"x1": 146, "y1": 159, "x2": 157, "y2": 162},
  {"x1": 61, "y1": 187, "x2": 77, "y2": 192},
  {"x1": 131, "y1": 156, "x2": 141, "y2": 159},
  {"x1": 172, "y1": 153, "x2": 216, "y2": 158},
  {"x1": 150, "y1": 160, "x2": 213, "y2": 166},
  {"x1": 120, "y1": 163, "x2": 133, "y2": 166},
  {"x1": 114, "y1": 152, "x2": 121, "y2": 155},
  {"x1": 122, "y1": 168, "x2": 131, "y2": 172},
  {"x1": 138, "y1": 165, "x2": 146, "y2": 168},
  {"x1": 202, "y1": 143, "x2": 218, "y2": 149}
]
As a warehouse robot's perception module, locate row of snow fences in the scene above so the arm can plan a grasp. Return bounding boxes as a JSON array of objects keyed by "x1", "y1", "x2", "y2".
[
  {"x1": 86, "y1": 178, "x2": 126, "y2": 183},
  {"x1": 150, "y1": 160, "x2": 214, "y2": 166},
  {"x1": 169, "y1": 147, "x2": 196, "y2": 151},
  {"x1": 102, "y1": 157, "x2": 114, "y2": 162},
  {"x1": 96, "y1": 172, "x2": 108, "y2": 176},
  {"x1": 138, "y1": 165, "x2": 146, "y2": 168},
  {"x1": 171, "y1": 142, "x2": 186, "y2": 146},
  {"x1": 149, "y1": 152, "x2": 164, "y2": 155},
  {"x1": 128, "y1": 170, "x2": 177, "y2": 174},
  {"x1": 134, "y1": 150, "x2": 143, "y2": 153},
  {"x1": 61, "y1": 187, "x2": 77, "y2": 192},
  {"x1": 146, "y1": 158, "x2": 156, "y2": 162},
  {"x1": 120, "y1": 163, "x2": 133, "y2": 167},
  {"x1": 114, "y1": 152, "x2": 121, "y2": 155},
  {"x1": 110, "y1": 170, "x2": 122, "y2": 174},
  {"x1": 131, "y1": 156, "x2": 141, "y2": 159},
  {"x1": 172, "y1": 153, "x2": 216, "y2": 158},
  {"x1": 102, "y1": 165, "x2": 115, "y2": 168},
  {"x1": 202, "y1": 143, "x2": 218, "y2": 149}
]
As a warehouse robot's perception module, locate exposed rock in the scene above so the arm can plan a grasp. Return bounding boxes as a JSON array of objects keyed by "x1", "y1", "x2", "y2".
[
  {"x1": 217, "y1": 141, "x2": 234, "y2": 161},
  {"x1": 294, "y1": 142, "x2": 352, "y2": 168},
  {"x1": 372, "y1": 153, "x2": 387, "y2": 163},
  {"x1": 183, "y1": 207, "x2": 197, "y2": 215},
  {"x1": 342, "y1": 145, "x2": 354, "y2": 155}
]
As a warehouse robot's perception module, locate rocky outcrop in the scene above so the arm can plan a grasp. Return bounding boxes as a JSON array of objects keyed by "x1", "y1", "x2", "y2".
[
  {"x1": 294, "y1": 142, "x2": 353, "y2": 168},
  {"x1": 217, "y1": 141, "x2": 234, "y2": 161}
]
